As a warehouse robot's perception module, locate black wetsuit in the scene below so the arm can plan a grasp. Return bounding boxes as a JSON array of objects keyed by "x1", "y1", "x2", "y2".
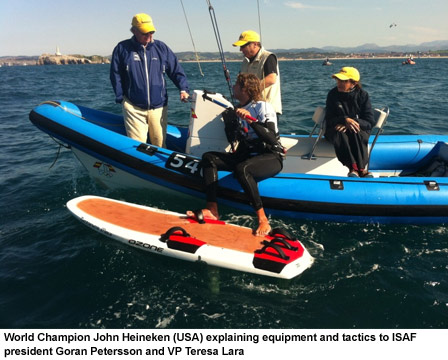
[
  {"x1": 324, "y1": 86, "x2": 375, "y2": 171},
  {"x1": 202, "y1": 103, "x2": 283, "y2": 211}
]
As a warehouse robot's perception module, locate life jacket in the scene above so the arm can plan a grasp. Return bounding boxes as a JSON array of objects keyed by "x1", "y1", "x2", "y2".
[
  {"x1": 240, "y1": 47, "x2": 282, "y2": 114},
  {"x1": 221, "y1": 109, "x2": 285, "y2": 158}
]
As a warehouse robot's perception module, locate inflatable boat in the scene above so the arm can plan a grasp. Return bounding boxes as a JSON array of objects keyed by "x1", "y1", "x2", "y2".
[{"x1": 29, "y1": 90, "x2": 448, "y2": 224}]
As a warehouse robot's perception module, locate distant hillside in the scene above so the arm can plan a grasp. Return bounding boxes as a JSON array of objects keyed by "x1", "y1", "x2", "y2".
[
  {"x1": 0, "y1": 56, "x2": 39, "y2": 66},
  {"x1": 274, "y1": 40, "x2": 448, "y2": 54},
  {"x1": 175, "y1": 40, "x2": 448, "y2": 61},
  {"x1": 176, "y1": 52, "x2": 240, "y2": 61},
  {"x1": 2, "y1": 40, "x2": 447, "y2": 66}
]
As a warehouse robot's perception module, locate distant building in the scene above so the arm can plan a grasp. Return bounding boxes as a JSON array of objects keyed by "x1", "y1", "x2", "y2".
[{"x1": 55, "y1": 46, "x2": 62, "y2": 56}]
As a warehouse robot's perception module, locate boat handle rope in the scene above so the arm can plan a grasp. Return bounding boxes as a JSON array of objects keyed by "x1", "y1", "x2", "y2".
[{"x1": 48, "y1": 136, "x2": 71, "y2": 169}]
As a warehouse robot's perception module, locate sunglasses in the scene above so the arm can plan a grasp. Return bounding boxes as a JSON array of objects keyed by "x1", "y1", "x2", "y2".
[{"x1": 139, "y1": 31, "x2": 155, "y2": 36}]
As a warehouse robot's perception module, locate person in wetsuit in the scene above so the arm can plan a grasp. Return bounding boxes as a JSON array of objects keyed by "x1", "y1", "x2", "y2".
[
  {"x1": 324, "y1": 67, "x2": 375, "y2": 177},
  {"x1": 187, "y1": 73, "x2": 284, "y2": 236}
]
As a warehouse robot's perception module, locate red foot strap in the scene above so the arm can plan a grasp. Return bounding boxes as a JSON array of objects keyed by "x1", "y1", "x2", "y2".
[
  {"x1": 253, "y1": 235, "x2": 305, "y2": 274},
  {"x1": 167, "y1": 235, "x2": 206, "y2": 253},
  {"x1": 186, "y1": 209, "x2": 226, "y2": 225},
  {"x1": 160, "y1": 227, "x2": 206, "y2": 254},
  {"x1": 186, "y1": 217, "x2": 226, "y2": 225}
]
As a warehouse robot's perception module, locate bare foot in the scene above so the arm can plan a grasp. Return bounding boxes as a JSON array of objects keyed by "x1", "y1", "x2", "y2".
[
  {"x1": 255, "y1": 220, "x2": 271, "y2": 236},
  {"x1": 254, "y1": 208, "x2": 271, "y2": 236}
]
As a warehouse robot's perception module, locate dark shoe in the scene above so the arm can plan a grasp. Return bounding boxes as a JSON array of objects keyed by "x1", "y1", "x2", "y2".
[
  {"x1": 191, "y1": 209, "x2": 205, "y2": 223},
  {"x1": 348, "y1": 171, "x2": 359, "y2": 177},
  {"x1": 360, "y1": 171, "x2": 374, "y2": 178},
  {"x1": 186, "y1": 209, "x2": 218, "y2": 223}
]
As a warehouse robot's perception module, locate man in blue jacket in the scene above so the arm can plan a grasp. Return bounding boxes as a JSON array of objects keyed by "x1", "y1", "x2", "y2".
[{"x1": 110, "y1": 13, "x2": 190, "y2": 147}]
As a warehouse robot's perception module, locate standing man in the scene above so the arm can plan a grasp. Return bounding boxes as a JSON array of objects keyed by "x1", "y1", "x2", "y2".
[
  {"x1": 233, "y1": 30, "x2": 282, "y2": 116},
  {"x1": 110, "y1": 13, "x2": 189, "y2": 147}
]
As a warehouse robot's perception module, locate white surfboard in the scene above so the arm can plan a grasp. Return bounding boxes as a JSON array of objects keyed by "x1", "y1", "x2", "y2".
[{"x1": 66, "y1": 196, "x2": 314, "y2": 279}]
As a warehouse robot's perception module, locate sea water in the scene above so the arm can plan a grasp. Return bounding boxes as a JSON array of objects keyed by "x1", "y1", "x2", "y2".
[{"x1": 0, "y1": 59, "x2": 447, "y2": 328}]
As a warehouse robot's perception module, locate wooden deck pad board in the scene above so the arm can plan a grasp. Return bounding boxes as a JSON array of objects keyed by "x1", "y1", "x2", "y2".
[{"x1": 77, "y1": 198, "x2": 266, "y2": 253}]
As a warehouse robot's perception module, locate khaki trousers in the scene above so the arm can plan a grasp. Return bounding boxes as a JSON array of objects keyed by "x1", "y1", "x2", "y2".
[{"x1": 122, "y1": 97, "x2": 168, "y2": 147}]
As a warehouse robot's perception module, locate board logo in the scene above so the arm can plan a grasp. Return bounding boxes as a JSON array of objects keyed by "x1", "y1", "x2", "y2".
[{"x1": 128, "y1": 239, "x2": 164, "y2": 253}]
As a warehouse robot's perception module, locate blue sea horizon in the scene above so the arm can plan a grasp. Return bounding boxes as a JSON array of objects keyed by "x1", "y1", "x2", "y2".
[{"x1": 0, "y1": 58, "x2": 447, "y2": 329}]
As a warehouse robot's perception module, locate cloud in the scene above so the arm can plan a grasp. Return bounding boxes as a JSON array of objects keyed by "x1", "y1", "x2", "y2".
[
  {"x1": 406, "y1": 26, "x2": 446, "y2": 44},
  {"x1": 410, "y1": 26, "x2": 439, "y2": 36},
  {"x1": 284, "y1": 1, "x2": 308, "y2": 8},
  {"x1": 284, "y1": 1, "x2": 336, "y2": 10}
]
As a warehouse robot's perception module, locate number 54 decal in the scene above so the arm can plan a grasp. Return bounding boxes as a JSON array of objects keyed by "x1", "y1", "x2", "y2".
[{"x1": 165, "y1": 153, "x2": 203, "y2": 178}]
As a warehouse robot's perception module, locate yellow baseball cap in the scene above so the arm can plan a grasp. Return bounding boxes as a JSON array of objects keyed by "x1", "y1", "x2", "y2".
[
  {"x1": 332, "y1": 67, "x2": 360, "y2": 82},
  {"x1": 232, "y1": 30, "x2": 260, "y2": 47},
  {"x1": 132, "y1": 13, "x2": 156, "y2": 33}
]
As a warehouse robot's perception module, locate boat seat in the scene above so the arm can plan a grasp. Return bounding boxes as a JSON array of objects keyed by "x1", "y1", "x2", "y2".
[
  {"x1": 367, "y1": 106, "x2": 389, "y2": 169},
  {"x1": 310, "y1": 106, "x2": 326, "y2": 136},
  {"x1": 303, "y1": 105, "x2": 389, "y2": 164},
  {"x1": 303, "y1": 106, "x2": 326, "y2": 160}
]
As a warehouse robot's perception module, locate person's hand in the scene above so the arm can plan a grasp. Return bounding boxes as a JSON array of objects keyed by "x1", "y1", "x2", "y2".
[
  {"x1": 235, "y1": 108, "x2": 253, "y2": 122},
  {"x1": 345, "y1": 117, "x2": 360, "y2": 133},
  {"x1": 180, "y1": 91, "x2": 189, "y2": 103},
  {"x1": 335, "y1": 124, "x2": 347, "y2": 132}
]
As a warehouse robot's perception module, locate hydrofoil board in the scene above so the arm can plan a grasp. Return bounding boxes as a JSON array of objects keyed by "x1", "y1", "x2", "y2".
[{"x1": 66, "y1": 196, "x2": 314, "y2": 279}]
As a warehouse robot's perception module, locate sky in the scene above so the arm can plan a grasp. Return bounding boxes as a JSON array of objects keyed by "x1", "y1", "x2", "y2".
[{"x1": 1, "y1": 0, "x2": 448, "y2": 56}]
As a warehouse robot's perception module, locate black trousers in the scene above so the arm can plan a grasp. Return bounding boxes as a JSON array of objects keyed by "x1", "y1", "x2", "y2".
[
  {"x1": 202, "y1": 151, "x2": 282, "y2": 211},
  {"x1": 325, "y1": 129, "x2": 370, "y2": 170}
]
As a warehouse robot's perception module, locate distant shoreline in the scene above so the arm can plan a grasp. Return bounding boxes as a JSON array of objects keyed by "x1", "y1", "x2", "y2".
[
  {"x1": 1, "y1": 54, "x2": 447, "y2": 67},
  {"x1": 183, "y1": 55, "x2": 448, "y2": 63}
]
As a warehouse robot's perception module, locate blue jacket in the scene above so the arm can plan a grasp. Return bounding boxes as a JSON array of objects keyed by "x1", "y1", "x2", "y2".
[{"x1": 110, "y1": 36, "x2": 189, "y2": 109}]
